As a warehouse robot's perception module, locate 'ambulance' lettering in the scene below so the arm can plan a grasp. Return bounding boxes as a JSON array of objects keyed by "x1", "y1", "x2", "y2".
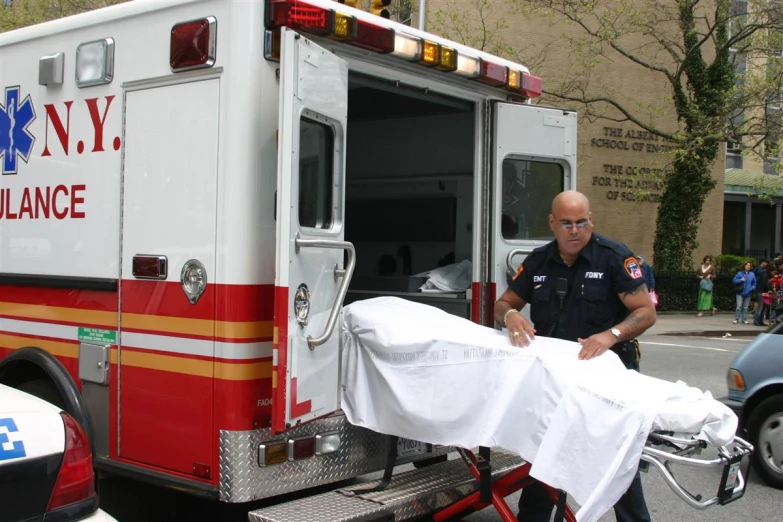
[{"x1": 0, "y1": 185, "x2": 86, "y2": 220}]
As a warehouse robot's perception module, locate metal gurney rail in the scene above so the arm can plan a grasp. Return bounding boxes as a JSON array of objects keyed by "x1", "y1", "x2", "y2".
[{"x1": 641, "y1": 432, "x2": 754, "y2": 509}]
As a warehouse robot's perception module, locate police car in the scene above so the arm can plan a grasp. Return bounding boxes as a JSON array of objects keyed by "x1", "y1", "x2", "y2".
[{"x1": 0, "y1": 383, "x2": 118, "y2": 522}]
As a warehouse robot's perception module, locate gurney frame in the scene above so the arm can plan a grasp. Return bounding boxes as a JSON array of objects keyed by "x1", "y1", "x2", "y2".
[
  {"x1": 641, "y1": 432, "x2": 754, "y2": 509},
  {"x1": 430, "y1": 432, "x2": 753, "y2": 522}
]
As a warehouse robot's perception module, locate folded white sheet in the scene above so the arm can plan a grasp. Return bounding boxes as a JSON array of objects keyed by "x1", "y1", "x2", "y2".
[{"x1": 339, "y1": 297, "x2": 737, "y2": 522}]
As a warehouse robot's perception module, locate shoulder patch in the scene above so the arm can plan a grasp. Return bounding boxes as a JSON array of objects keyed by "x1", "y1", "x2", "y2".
[
  {"x1": 624, "y1": 257, "x2": 643, "y2": 279},
  {"x1": 512, "y1": 264, "x2": 524, "y2": 280}
]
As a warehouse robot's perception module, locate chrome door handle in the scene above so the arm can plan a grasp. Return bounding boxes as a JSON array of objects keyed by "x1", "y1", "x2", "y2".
[{"x1": 294, "y1": 234, "x2": 356, "y2": 350}]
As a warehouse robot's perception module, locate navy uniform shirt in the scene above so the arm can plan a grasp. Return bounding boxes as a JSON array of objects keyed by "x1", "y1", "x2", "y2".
[{"x1": 508, "y1": 233, "x2": 646, "y2": 342}]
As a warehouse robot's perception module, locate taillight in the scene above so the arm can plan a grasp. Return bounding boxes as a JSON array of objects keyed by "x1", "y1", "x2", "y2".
[
  {"x1": 46, "y1": 413, "x2": 96, "y2": 511},
  {"x1": 170, "y1": 16, "x2": 217, "y2": 71}
]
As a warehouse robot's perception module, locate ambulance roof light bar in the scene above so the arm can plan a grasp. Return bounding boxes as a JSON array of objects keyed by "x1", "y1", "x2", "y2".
[{"x1": 264, "y1": 0, "x2": 542, "y2": 99}]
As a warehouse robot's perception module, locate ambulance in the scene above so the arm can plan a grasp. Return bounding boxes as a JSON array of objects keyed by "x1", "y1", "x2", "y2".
[{"x1": 0, "y1": 0, "x2": 577, "y2": 519}]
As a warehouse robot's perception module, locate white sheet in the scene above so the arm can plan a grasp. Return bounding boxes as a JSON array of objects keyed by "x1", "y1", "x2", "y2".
[{"x1": 339, "y1": 297, "x2": 738, "y2": 522}]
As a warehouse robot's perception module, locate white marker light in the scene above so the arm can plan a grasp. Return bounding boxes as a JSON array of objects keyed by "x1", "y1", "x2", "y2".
[
  {"x1": 315, "y1": 431, "x2": 341, "y2": 455},
  {"x1": 455, "y1": 54, "x2": 481, "y2": 78},
  {"x1": 392, "y1": 33, "x2": 422, "y2": 61},
  {"x1": 76, "y1": 38, "x2": 114, "y2": 87}
]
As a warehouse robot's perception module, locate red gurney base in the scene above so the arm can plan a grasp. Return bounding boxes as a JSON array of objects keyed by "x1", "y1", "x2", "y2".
[{"x1": 432, "y1": 448, "x2": 577, "y2": 522}]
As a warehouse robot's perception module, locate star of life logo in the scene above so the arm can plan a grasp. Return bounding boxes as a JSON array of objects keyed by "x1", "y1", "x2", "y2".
[{"x1": 0, "y1": 86, "x2": 37, "y2": 175}]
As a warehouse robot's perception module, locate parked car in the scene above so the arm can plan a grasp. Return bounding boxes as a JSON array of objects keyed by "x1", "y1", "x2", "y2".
[
  {"x1": 0, "y1": 383, "x2": 118, "y2": 522},
  {"x1": 718, "y1": 321, "x2": 783, "y2": 489}
]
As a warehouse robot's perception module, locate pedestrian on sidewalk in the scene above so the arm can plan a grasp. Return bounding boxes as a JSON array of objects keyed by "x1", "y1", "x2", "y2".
[
  {"x1": 636, "y1": 255, "x2": 657, "y2": 306},
  {"x1": 696, "y1": 255, "x2": 716, "y2": 317},
  {"x1": 754, "y1": 265, "x2": 770, "y2": 326},
  {"x1": 733, "y1": 261, "x2": 757, "y2": 324}
]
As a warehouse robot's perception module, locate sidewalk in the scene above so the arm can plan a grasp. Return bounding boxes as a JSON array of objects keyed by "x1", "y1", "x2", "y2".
[{"x1": 646, "y1": 311, "x2": 772, "y2": 337}]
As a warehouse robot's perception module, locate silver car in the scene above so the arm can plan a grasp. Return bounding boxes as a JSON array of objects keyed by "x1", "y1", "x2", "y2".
[{"x1": 718, "y1": 321, "x2": 783, "y2": 489}]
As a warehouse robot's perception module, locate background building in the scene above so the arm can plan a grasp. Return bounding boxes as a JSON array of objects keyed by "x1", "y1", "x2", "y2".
[{"x1": 422, "y1": 0, "x2": 783, "y2": 267}]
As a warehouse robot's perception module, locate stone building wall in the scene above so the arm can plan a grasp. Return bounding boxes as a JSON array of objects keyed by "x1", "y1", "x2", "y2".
[{"x1": 424, "y1": 0, "x2": 726, "y2": 267}]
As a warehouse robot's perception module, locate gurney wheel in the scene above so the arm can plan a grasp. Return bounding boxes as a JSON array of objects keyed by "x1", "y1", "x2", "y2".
[
  {"x1": 747, "y1": 393, "x2": 783, "y2": 489},
  {"x1": 413, "y1": 454, "x2": 448, "y2": 469}
]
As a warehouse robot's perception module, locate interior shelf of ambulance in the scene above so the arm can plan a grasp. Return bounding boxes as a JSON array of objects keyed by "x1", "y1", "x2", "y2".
[{"x1": 343, "y1": 73, "x2": 474, "y2": 319}]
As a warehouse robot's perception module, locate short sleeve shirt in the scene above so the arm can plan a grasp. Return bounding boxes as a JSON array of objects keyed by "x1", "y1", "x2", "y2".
[{"x1": 508, "y1": 233, "x2": 646, "y2": 342}]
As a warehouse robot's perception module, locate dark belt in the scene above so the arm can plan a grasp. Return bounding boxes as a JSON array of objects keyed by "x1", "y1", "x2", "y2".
[{"x1": 610, "y1": 340, "x2": 638, "y2": 369}]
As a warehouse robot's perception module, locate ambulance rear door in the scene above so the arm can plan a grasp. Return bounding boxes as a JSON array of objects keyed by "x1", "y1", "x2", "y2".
[
  {"x1": 272, "y1": 28, "x2": 352, "y2": 434},
  {"x1": 490, "y1": 103, "x2": 577, "y2": 319}
]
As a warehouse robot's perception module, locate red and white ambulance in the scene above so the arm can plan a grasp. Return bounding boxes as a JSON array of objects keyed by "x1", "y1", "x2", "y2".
[{"x1": 0, "y1": 0, "x2": 577, "y2": 519}]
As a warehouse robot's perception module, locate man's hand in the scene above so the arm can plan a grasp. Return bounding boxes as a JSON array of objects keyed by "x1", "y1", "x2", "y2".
[
  {"x1": 506, "y1": 311, "x2": 536, "y2": 347},
  {"x1": 577, "y1": 330, "x2": 616, "y2": 360}
]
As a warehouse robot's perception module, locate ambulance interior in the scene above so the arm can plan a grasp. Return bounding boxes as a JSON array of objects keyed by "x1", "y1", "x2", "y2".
[{"x1": 342, "y1": 73, "x2": 475, "y2": 319}]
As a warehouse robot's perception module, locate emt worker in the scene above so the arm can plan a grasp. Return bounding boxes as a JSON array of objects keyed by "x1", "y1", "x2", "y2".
[{"x1": 493, "y1": 190, "x2": 657, "y2": 522}]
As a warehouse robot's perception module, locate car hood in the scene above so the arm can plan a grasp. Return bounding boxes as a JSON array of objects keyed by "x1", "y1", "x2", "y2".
[{"x1": 0, "y1": 384, "x2": 65, "y2": 465}]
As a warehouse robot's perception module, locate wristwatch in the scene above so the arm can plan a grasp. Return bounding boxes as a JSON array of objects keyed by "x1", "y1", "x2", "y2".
[{"x1": 610, "y1": 328, "x2": 622, "y2": 342}]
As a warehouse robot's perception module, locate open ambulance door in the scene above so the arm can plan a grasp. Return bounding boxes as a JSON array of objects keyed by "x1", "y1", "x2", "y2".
[
  {"x1": 272, "y1": 28, "x2": 352, "y2": 434},
  {"x1": 490, "y1": 102, "x2": 577, "y2": 322}
]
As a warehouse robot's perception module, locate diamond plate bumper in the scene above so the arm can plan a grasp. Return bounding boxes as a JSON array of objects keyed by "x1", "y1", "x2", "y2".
[
  {"x1": 219, "y1": 414, "x2": 450, "y2": 503},
  {"x1": 248, "y1": 449, "x2": 524, "y2": 522}
]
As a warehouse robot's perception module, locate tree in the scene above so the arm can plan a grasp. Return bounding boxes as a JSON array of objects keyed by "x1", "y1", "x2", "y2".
[
  {"x1": 428, "y1": 0, "x2": 551, "y2": 67},
  {"x1": 430, "y1": 0, "x2": 783, "y2": 270},
  {"x1": 0, "y1": 0, "x2": 127, "y2": 33},
  {"x1": 523, "y1": 0, "x2": 783, "y2": 271}
]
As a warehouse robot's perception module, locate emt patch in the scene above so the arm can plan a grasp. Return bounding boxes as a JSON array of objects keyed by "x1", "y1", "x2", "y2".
[{"x1": 624, "y1": 258, "x2": 643, "y2": 279}]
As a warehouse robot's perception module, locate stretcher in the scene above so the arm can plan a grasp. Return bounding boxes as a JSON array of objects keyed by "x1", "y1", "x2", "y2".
[{"x1": 338, "y1": 297, "x2": 754, "y2": 522}]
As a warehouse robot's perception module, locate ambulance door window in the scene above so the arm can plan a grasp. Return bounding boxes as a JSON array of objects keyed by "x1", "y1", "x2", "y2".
[
  {"x1": 299, "y1": 116, "x2": 334, "y2": 230},
  {"x1": 500, "y1": 159, "x2": 564, "y2": 241}
]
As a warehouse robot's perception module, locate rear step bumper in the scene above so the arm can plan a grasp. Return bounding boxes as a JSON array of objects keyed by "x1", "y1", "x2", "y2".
[{"x1": 248, "y1": 449, "x2": 524, "y2": 522}]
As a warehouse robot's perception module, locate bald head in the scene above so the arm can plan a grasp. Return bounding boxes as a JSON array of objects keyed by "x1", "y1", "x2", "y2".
[
  {"x1": 549, "y1": 190, "x2": 593, "y2": 263},
  {"x1": 552, "y1": 190, "x2": 590, "y2": 215}
]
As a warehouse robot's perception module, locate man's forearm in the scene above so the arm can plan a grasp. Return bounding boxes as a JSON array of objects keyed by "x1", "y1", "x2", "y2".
[
  {"x1": 616, "y1": 307, "x2": 656, "y2": 340},
  {"x1": 494, "y1": 301, "x2": 516, "y2": 326}
]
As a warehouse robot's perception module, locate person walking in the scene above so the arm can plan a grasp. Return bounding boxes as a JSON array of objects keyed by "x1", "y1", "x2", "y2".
[
  {"x1": 696, "y1": 255, "x2": 716, "y2": 317},
  {"x1": 754, "y1": 265, "x2": 770, "y2": 326},
  {"x1": 636, "y1": 255, "x2": 656, "y2": 305},
  {"x1": 733, "y1": 261, "x2": 757, "y2": 324},
  {"x1": 494, "y1": 190, "x2": 656, "y2": 522}
]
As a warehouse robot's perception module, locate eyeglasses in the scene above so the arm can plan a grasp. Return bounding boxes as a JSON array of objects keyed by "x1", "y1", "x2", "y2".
[{"x1": 558, "y1": 220, "x2": 589, "y2": 231}]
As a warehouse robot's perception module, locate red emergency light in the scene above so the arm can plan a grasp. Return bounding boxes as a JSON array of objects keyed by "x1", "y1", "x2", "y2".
[
  {"x1": 170, "y1": 17, "x2": 217, "y2": 71},
  {"x1": 351, "y1": 19, "x2": 395, "y2": 53},
  {"x1": 520, "y1": 72, "x2": 543, "y2": 99},
  {"x1": 268, "y1": 0, "x2": 335, "y2": 36},
  {"x1": 476, "y1": 60, "x2": 508, "y2": 88}
]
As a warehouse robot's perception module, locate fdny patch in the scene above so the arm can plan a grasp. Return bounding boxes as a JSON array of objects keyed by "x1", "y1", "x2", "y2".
[
  {"x1": 624, "y1": 258, "x2": 643, "y2": 279},
  {"x1": 512, "y1": 264, "x2": 524, "y2": 281}
]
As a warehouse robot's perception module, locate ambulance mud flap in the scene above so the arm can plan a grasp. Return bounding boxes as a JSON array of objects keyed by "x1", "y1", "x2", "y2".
[{"x1": 350, "y1": 435, "x2": 398, "y2": 494}]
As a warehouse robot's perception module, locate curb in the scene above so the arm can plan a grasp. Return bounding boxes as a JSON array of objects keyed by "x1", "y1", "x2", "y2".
[{"x1": 659, "y1": 330, "x2": 761, "y2": 337}]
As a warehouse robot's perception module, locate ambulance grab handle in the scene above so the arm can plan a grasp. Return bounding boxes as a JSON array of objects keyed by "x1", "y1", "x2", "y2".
[
  {"x1": 506, "y1": 248, "x2": 534, "y2": 278},
  {"x1": 294, "y1": 235, "x2": 356, "y2": 350}
]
